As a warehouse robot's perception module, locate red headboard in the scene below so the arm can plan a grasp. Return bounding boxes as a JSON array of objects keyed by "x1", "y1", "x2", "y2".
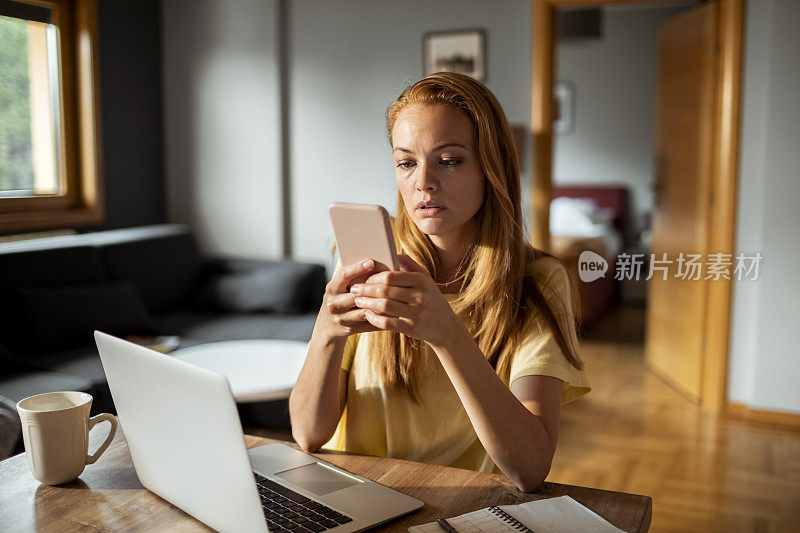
[{"x1": 552, "y1": 185, "x2": 629, "y2": 236}]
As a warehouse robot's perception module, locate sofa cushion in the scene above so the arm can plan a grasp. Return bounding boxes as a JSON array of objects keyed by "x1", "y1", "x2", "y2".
[
  {"x1": 0, "y1": 340, "x2": 24, "y2": 374},
  {"x1": 198, "y1": 263, "x2": 320, "y2": 314},
  {"x1": 0, "y1": 245, "x2": 107, "y2": 286},
  {"x1": 0, "y1": 394, "x2": 21, "y2": 460},
  {"x1": 154, "y1": 311, "x2": 317, "y2": 346},
  {"x1": 0, "y1": 369, "x2": 94, "y2": 403},
  {"x1": 201, "y1": 259, "x2": 326, "y2": 314},
  {"x1": 25, "y1": 346, "x2": 108, "y2": 386},
  {"x1": 0, "y1": 246, "x2": 107, "y2": 347},
  {"x1": 15, "y1": 281, "x2": 157, "y2": 354},
  {"x1": 101, "y1": 233, "x2": 203, "y2": 313}
]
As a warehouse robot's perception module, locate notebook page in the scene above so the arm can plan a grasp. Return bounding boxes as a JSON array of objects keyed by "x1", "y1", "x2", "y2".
[
  {"x1": 500, "y1": 495, "x2": 626, "y2": 533},
  {"x1": 408, "y1": 508, "x2": 519, "y2": 532}
]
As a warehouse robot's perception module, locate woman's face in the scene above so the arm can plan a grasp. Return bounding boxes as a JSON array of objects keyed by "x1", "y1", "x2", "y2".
[{"x1": 391, "y1": 103, "x2": 484, "y2": 248}]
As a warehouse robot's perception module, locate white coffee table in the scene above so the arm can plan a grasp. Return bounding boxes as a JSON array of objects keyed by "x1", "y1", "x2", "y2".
[{"x1": 171, "y1": 339, "x2": 309, "y2": 403}]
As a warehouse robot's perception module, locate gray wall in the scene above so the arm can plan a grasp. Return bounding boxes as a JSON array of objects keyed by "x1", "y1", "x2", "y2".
[
  {"x1": 162, "y1": 0, "x2": 531, "y2": 267},
  {"x1": 162, "y1": 0, "x2": 283, "y2": 259},
  {"x1": 92, "y1": 0, "x2": 166, "y2": 231},
  {"x1": 288, "y1": 0, "x2": 532, "y2": 271},
  {"x1": 727, "y1": 0, "x2": 800, "y2": 413},
  {"x1": 553, "y1": 4, "x2": 692, "y2": 234}
]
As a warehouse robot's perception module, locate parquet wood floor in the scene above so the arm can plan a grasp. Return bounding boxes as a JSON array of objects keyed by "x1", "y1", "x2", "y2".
[{"x1": 548, "y1": 304, "x2": 800, "y2": 532}]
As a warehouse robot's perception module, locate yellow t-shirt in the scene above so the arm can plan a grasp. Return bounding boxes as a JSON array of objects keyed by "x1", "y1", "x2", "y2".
[{"x1": 322, "y1": 256, "x2": 590, "y2": 473}]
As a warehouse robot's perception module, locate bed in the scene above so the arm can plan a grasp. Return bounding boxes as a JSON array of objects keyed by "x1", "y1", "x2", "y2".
[{"x1": 549, "y1": 185, "x2": 630, "y2": 330}]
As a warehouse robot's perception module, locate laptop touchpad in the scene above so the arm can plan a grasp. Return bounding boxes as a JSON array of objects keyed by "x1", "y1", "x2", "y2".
[{"x1": 276, "y1": 462, "x2": 361, "y2": 496}]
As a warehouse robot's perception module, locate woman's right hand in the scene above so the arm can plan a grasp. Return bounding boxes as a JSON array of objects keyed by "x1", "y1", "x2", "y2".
[
  {"x1": 319, "y1": 259, "x2": 382, "y2": 339},
  {"x1": 293, "y1": 259, "x2": 378, "y2": 451}
]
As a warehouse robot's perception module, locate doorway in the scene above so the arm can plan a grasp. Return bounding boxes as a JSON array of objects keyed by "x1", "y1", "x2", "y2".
[{"x1": 531, "y1": 0, "x2": 745, "y2": 412}]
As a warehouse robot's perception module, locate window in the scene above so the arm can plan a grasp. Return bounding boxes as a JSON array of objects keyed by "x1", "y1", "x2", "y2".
[
  {"x1": 0, "y1": 0, "x2": 102, "y2": 233},
  {"x1": 0, "y1": 5, "x2": 61, "y2": 197}
]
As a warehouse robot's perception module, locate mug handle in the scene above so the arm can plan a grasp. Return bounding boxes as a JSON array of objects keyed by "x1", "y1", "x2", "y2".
[{"x1": 86, "y1": 413, "x2": 118, "y2": 465}]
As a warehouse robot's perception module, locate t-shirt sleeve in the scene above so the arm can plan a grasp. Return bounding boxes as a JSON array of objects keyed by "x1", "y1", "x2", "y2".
[
  {"x1": 508, "y1": 257, "x2": 590, "y2": 404},
  {"x1": 341, "y1": 333, "x2": 360, "y2": 372}
]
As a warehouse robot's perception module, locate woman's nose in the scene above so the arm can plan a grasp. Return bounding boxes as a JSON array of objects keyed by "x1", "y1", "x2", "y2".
[{"x1": 415, "y1": 162, "x2": 438, "y2": 191}]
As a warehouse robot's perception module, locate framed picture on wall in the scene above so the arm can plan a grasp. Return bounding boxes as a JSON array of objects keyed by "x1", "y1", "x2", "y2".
[
  {"x1": 423, "y1": 29, "x2": 486, "y2": 81},
  {"x1": 554, "y1": 81, "x2": 576, "y2": 135}
]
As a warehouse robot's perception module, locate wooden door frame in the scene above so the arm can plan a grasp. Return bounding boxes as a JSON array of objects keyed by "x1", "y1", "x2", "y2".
[{"x1": 530, "y1": 0, "x2": 745, "y2": 413}]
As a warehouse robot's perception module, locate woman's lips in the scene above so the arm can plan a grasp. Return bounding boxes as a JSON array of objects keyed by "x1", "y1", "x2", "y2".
[{"x1": 417, "y1": 206, "x2": 445, "y2": 216}]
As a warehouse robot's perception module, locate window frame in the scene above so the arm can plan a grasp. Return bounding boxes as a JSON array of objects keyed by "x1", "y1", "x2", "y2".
[{"x1": 0, "y1": 0, "x2": 103, "y2": 233}]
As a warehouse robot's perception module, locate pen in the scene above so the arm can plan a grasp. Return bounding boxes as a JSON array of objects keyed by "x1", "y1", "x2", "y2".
[{"x1": 435, "y1": 516, "x2": 458, "y2": 533}]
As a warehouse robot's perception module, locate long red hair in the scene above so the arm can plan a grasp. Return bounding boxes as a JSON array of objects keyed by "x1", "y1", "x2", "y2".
[{"x1": 370, "y1": 72, "x2": 582, "y2": 399}]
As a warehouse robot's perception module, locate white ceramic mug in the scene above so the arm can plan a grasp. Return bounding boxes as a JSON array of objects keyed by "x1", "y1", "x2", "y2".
[{"x1": 16, "y1": 391, "x2": 117, "y2": 485}]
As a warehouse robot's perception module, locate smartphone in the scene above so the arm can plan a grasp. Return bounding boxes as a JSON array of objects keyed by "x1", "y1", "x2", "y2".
[{"x1": 329, "y1": 203, "x2": 399, "y2": 286}]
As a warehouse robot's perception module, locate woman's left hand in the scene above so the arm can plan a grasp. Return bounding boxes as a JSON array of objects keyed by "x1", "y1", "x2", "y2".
[{"x1": 349, "y1": 254, "x2": 463, "y2": 349}]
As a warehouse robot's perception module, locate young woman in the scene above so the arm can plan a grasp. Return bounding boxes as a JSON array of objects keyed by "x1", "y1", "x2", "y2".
[{"x1": 289, "y1": 72, "x2": 589, "y2": 492}]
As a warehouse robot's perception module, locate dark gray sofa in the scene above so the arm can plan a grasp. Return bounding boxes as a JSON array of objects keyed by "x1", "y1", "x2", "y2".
[{"x1": 0, "y1": 224, "x2": 326, "y2": 457}]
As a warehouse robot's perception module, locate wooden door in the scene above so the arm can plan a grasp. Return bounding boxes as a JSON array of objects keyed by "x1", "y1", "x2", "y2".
[{"x1": 645, "y1": 2, "x2": 718, "y2": 402}]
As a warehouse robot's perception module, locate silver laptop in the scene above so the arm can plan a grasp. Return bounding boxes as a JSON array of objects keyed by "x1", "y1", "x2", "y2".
[{"x1": 94, "y1": 331, "x2": 422, "y2": 533}]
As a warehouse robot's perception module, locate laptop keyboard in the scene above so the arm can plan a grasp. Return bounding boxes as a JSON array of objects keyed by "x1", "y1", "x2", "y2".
[{"x1": 254, "y1": 472, "x2": 354, "y2": 532}]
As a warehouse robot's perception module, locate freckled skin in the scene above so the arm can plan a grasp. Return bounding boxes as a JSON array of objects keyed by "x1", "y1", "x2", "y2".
[{"x1": 391, "y1": 103, "x2": 485, "y2": 253}]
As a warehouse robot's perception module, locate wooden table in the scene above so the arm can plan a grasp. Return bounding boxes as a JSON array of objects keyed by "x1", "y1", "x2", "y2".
[{"x1": 0, "y1": 430, "x2": 652, "y2": 532}]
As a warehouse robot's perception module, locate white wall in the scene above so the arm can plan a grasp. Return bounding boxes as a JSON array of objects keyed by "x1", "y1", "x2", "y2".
[
  {"x1": 162, "y1": 0, "x2": 282, "y2": 259},
  {"x1": 288, "y1": 0, "x2": 532, "y2": 273},
  {"x1": 554, "y1": 5, "x2": 691, "y2": 233},
  {"x1": 727, "y1": 0, "x2": 800, "y2": 413},
  {"x1": 162, "y1": 0, "x2": 531, "y2": 268}
]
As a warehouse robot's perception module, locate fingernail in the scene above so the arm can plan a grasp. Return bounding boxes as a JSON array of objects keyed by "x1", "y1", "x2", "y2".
[
  {"x1": 354, "y1": 297, "x2": 364, "y2": 305},
  {"x1": 350, "y1": 285, "x2": 361, "y2": 294},
  {"x1": 362, "y1": 260, "x2": 373, "y2": 268}
]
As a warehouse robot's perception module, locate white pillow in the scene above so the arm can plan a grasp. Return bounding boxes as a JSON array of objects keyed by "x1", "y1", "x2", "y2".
[{"x1": 550, "y1": 197, "x2": 604, "y2": 237}]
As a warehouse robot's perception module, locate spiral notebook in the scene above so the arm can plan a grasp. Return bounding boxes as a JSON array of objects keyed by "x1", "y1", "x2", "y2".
[{"x1": 408, "y1": 496, "x2": 626, "y2": 533}]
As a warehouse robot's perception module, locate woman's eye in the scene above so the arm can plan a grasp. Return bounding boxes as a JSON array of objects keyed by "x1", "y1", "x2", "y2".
[
  {"x1": 441, "y1": 159, "x2": 461, "y2": 167},
  {"x1": 397, "y1": 161, "x2": 415, "y2": 169}
]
